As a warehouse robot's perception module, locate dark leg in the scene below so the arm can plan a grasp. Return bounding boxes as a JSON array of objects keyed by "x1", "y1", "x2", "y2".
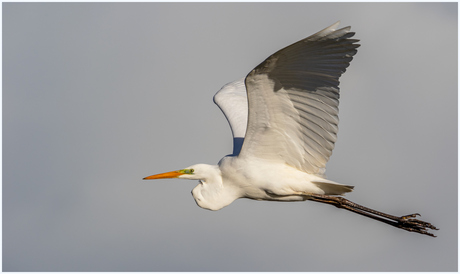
[{"x1": 303, "y1": 193, "x2": 438, "y2": 237}]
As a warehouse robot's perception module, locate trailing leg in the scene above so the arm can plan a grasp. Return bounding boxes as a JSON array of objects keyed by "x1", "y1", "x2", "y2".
[{"x1": 302, "y1": 193, "x2": 438, "y2": 237}]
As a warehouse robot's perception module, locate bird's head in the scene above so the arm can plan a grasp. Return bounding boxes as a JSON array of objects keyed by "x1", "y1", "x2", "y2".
[{"x1": 143, "y1": 164, "x2": 238, "y2": 211}]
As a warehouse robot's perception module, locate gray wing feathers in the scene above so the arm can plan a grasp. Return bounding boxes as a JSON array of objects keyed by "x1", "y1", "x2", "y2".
[
  {"x1": 255, "y1": 25, "x2": 359, "y2": 94},
  {"x1": 242, "y1": 22, "x2": 360, "y2": 175}
]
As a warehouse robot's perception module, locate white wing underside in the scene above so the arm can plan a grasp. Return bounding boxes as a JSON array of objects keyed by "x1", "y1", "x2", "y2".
[
  {"x1": 213, "y1": 79, "x2": 248, "y2": 139},
  {"x1": 214, "y1": 22, "x2": 359, "y2": 176}
]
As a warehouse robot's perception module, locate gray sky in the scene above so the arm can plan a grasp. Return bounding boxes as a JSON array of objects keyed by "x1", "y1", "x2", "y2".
[{"x1": 3, "y1": 2, "x2": 457, "y2": 271}]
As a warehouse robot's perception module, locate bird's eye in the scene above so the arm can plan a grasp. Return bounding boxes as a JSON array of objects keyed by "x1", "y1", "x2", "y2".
[{"x1": 181, "y1": 168, "x2": 194, "y2": 174}]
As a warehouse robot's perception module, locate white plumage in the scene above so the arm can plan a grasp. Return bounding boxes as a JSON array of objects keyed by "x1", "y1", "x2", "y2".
[
  {"x1": 143, "y1": 22, "x2": 438, "y2": 236},
  {"x1": 146, "y1": 22, "x2": 357, "y2": 210}
]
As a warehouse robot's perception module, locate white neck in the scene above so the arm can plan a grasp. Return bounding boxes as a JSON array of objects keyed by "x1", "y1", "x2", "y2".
[{"x1": 190, "y1": 165, "x2": 240, "y2": 210}]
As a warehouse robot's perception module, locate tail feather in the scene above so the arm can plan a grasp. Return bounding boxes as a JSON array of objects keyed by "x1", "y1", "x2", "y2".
[{"x1": 312, "y1": 181, "x2": 354, "y2": 195}]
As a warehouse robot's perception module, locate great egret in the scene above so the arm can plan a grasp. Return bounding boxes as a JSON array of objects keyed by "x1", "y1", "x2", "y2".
[{"x1": 144, "y1": 22, "x2": 438, "y2": 237}]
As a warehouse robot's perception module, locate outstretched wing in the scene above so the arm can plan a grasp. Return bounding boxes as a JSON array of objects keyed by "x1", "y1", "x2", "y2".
[
  {"x1": 240, "y1": 22, "x2": 360, "y2": 175},
  {"x1": 213, "y1": 79, "x2": 248, "y2": 156}
]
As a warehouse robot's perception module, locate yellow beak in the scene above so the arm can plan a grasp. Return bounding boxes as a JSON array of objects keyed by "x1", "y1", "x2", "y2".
[{"x1": 143, "y1": 170, "x2": 183, "y2": 180}]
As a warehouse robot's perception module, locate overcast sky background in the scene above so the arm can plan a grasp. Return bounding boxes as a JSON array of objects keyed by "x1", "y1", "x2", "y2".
[{"x1": 3, "y1": 2, "x2": 458, "y2": 271}]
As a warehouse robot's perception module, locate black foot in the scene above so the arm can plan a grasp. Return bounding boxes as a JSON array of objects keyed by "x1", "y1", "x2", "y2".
[{"x1": 397, "y1": 213, "x2": 439, "y2": 237}]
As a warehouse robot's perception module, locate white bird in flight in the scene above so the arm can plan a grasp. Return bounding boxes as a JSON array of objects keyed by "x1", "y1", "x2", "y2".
[{"x1": 144, "y1": 22, "x2": 438, "y2": 237}]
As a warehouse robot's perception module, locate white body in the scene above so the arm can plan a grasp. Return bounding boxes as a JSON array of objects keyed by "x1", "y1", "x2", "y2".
[
  {"x1": 145, "y1": 22, "x2": 359, "y2": 211},
  {"x1": 191, "y1": 156, "x2": 348, "y2": 211}
]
